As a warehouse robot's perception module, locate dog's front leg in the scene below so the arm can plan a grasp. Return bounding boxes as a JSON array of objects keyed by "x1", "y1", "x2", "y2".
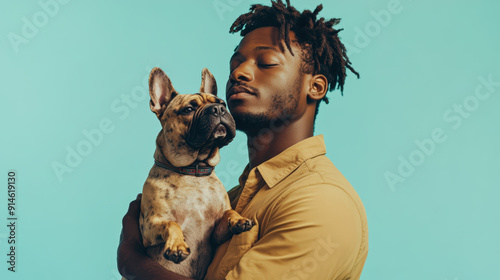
[
  {"x1": 142, "y1": 219, "x2": 191, "y2": 263},
  {"x1": 212, "y1": 210, "x2": 254, "y2": 245}
]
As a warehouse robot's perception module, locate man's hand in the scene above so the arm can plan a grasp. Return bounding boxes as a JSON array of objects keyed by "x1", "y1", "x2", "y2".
[
  {"x1": 117, "y1": 194, "x2": 194, "y2": 280},
  {"x1": 117, "y1": 193, "x2": 147, "y2": 277}
]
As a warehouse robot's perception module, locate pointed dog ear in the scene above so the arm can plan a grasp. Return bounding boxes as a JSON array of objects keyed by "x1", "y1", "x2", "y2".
[
  {"x1": 149, "y1": 67, "x2": 178, "y2": 118},
  {"x1": 199, "y1": 68, "x2": 217, "y2": 96}
]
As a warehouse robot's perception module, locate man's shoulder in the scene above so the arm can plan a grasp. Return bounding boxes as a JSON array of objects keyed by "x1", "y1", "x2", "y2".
[
  {"x1": 273, "y1": 155, "x2": 369, "y2": 263},
  {"x1": 282, "y1": 153, "x2": 352, "y2": 191},
  {"x1": 275, "y1": 154, "x2": 367, "y2": 224}
]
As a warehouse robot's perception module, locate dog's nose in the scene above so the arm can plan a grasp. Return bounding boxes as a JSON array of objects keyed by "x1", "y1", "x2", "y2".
[{"x1": 209, "y1": 104, "x2": 226, "y2": 117}]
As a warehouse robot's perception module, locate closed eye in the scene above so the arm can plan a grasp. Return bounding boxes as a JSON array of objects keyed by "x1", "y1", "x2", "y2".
[{"x1": 260, "y1": 64, "x2": 279, "y2": 68}]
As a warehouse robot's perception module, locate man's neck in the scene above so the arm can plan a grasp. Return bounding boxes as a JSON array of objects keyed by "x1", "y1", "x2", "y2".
[{"x1": 246, "y1": 116, "x2": 314, "y2": 169}]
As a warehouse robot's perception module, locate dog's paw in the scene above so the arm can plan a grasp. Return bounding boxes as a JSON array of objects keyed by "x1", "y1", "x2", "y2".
[
  {"x1": 163, "y1": 241, "x2": 190, "y2": 264},
  {"x1": 228, "y1": 217, "x2": 254, "y2": 235}
]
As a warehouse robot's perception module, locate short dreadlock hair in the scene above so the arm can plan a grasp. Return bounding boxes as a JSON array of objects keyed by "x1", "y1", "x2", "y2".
[{"x1": 229, "y1": 0, "x2": 359, "y2": 122}]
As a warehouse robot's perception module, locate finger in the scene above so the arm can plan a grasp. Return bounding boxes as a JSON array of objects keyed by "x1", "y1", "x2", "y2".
[
  {"x1": 122, "y1": 198, "x2": 141, "y2": 228},
  {"x1": 121, "y1": 201, "x2": 143, "y2": 243},
  {"x1": 128, "y1": 195, "x2": 142, "y2": 217}
]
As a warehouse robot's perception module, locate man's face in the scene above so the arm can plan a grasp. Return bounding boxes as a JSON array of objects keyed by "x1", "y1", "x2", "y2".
[{"x1": 226, "y1": 26, "x2": 309, "y2": 134}]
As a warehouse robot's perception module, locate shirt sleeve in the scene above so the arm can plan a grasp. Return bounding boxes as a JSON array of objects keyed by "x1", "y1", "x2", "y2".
[{"x1": 224, "y1": 184, "x2": 364, "y2": 280}]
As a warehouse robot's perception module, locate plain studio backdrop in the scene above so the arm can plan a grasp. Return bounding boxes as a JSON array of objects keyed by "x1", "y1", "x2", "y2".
[{"x1": 0, "y1": 0, "x2": 499, "y2": 279}]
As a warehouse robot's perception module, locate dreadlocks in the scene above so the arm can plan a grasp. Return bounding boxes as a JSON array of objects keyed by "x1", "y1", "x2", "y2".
[{"x1": 229, "y1": 0, "x2": 359, "y2": 120}]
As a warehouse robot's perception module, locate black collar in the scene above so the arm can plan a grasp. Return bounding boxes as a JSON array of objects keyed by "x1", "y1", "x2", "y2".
[{"x1": 154, "y1": 160, "x2": 213, "y2": 177}]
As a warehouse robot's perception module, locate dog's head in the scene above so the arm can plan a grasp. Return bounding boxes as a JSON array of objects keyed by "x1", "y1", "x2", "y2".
[{"x1": 148, "y1": 67, "x2": 236, "y2": 167}]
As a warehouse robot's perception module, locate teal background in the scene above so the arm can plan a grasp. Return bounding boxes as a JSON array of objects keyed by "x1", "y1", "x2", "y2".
[{"x1": 1, "y1": 0, "x2": 499, "y2": 279}]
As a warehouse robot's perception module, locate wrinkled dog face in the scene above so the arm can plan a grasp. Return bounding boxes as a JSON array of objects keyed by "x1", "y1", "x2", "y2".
[{"x1": 149, "y1": 67, "x2": 236, "y2": 167}]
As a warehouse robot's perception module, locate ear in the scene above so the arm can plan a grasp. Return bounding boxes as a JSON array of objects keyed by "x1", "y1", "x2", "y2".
[
  {"x1": 307, "y1": 74, "x2": 328, "y2": 102},
  {"x1": 199, "y1": 68, "x2": 217, "y2": 96},
  {"x1": 149, "y1": 67, "x2": 178, "y2": 118}
]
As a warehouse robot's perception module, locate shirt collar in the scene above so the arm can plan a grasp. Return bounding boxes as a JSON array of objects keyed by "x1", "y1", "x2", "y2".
[{"x1": 237, "y1": 134, "x2": 327, "y2": 189}]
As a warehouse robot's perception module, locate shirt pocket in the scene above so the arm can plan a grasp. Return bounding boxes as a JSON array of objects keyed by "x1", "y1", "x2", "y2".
[{"x1": 215, "y1": 220, "x2": 259, "y2": 279}]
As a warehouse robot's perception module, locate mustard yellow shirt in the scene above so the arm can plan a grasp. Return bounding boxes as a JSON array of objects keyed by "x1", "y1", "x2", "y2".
[{"x1": 204, "y1": 135, "x2": 369, "y2": 280}]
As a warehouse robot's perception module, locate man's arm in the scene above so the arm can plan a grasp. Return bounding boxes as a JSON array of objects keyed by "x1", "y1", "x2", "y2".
[
  {"x1": 224, "y1": 185, "x2": 366, "y2": 280},
  {"x1": 117, "y1": 194, "x2": 194, "y2": 280}
]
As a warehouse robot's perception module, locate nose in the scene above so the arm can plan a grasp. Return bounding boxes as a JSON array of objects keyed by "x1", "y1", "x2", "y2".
[
  {"x1": 208, "y1": 103, "x2": 227, "y2": 117},
  {"x1": 229, "y1": 61, "x2": 253, "y2": 83}
]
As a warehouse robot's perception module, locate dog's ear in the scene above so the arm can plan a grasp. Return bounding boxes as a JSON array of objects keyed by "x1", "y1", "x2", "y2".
[
  {"x1": 199, "y1": 68, "x2": 217, "y2": 96},
  {"x1": 149, "y1": 67, "x2": 178, "y2": 118}
]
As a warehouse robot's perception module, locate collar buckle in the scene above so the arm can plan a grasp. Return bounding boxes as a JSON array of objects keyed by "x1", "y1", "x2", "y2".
[{"x1": 195, "y1": 164, "x2": 201, "y2": 177}]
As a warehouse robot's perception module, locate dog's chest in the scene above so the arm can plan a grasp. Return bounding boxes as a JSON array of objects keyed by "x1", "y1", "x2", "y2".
[
  {"x1": 166, "y1": 180, "x2": 227, "y2": 233},
  {"x1": 143, "y1": 170, "x2": 229, "y2": 241},
  {"x1": 141, "y1": 171, "x2": 230, "y2": 279}
]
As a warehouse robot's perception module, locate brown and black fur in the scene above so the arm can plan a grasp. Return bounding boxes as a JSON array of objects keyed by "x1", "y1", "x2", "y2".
[{"x1": 123, "y1": 67, "x2": 253, "y2": 280}]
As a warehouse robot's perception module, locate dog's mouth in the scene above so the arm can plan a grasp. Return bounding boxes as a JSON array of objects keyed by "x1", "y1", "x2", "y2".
[
  {"x1": 212, "y1": 124, "x2": 227, "y2": 139},
  {"x1": 186, "y1": 105, "x2": 236, "y2": 149},
  {"x1": 203, "y1": 122, "x2": 233, "y2": 147}
]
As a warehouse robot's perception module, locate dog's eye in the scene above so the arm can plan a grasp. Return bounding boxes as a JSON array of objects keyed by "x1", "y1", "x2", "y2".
[{"x1": 182, "y1": 106, "x2": 194, "y2": 114}]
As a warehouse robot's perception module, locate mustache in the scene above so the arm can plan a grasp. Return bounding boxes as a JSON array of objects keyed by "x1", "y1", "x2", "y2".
[{"x1": 227, "y1": 82, "x2": 260, "y2": 96}]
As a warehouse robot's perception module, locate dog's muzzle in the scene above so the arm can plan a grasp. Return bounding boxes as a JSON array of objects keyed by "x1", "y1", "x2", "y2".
[{"x1": 186, "y1": 102, "x2": 236, "y2": 149}]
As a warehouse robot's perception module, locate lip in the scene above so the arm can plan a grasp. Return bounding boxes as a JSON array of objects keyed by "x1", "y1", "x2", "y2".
[
  {"x1": 226, "y1": 85, "x2": 256, "y2": 100},
  {"x1": 228, "y1": 92, "x2": 255, "y2": 101}
]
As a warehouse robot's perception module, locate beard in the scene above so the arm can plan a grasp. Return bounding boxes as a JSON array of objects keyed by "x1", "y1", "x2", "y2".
[{"x1": 231, "y1": 76, "x2": 302, "y2": 137}]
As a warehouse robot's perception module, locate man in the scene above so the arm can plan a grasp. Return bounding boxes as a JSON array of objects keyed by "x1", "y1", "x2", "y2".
[{"x1": 117, "y1": 1, "x2": 368, "y2": 279}]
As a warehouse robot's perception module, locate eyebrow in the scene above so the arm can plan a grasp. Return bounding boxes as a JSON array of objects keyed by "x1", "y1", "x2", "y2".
[
  {"x1": 254, "y1": 46, "x2": 280, "y2": 53},
  {"x1": 230, "y1": 46, "x2": 282, "y2": 61}
]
